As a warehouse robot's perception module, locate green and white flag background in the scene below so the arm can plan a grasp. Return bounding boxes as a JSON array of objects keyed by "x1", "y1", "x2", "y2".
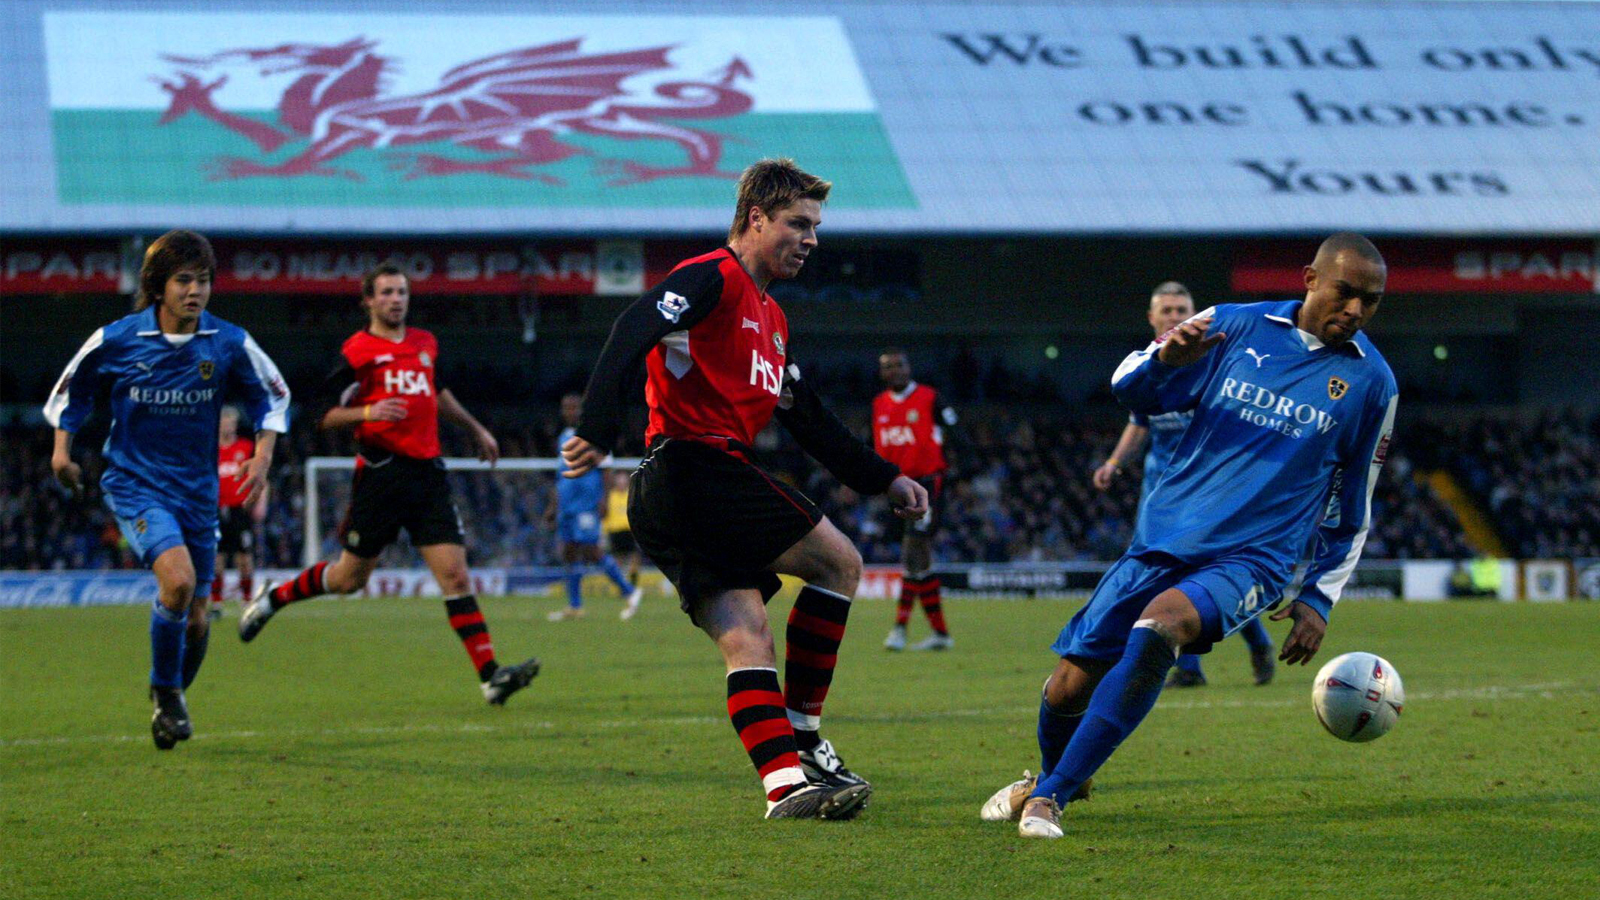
[{"x1": 42, "y1": 11, "x2": 915, "y2": 210}]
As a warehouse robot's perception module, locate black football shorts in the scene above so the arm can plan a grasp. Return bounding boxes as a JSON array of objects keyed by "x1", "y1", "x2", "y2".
[
  {"x1": 339, "y1": 452, "x2": 464, "y2": 558},
  {"x1": 628, "y1": 438, "x2": 821, "y2": 624}
]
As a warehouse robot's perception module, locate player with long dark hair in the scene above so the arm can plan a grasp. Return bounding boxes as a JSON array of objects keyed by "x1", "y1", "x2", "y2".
[{"x1": 46, "y1": 230, "x2": 290, "y2": 749}]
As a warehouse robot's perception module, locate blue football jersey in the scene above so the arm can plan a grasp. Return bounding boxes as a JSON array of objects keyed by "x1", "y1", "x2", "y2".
[
  {"x1": 1111, "y1": 300, "x2": 1398, "y2": 621},
  {"x1": 1130, "y1": 409, "x2": 1192, "y2": 499},
  {"x1": 556, "y1": 426, "x2": 603, "y2": 513},
  {"x1": 44, "y1": 308, "x2": 290, "y2": 519}
]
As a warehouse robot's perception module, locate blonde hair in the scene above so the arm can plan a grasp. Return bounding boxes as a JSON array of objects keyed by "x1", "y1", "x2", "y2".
[{"x1": 728, "y1": 158, "x2": 831, "y2": 241}]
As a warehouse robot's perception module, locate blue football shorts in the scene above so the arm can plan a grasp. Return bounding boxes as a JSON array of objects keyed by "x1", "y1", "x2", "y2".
[{"x1": 1053, "y1": 552, "x2": 1282, "y2": 661}]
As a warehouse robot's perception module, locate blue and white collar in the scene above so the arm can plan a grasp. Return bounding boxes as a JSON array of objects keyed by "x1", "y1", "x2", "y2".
[{"x1": 1263, "y1": 306, "x2": 1365, "y2": 358}]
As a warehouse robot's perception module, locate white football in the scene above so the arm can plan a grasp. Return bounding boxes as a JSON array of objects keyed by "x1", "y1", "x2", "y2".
[{"x1": 1311, "y1": 652, "x2": 1405, "y2": 743}]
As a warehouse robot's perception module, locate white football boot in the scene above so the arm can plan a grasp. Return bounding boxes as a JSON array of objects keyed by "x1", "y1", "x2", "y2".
[
  {"x1": 1018, "y1": 796, "x2": 1063, "y2": 839},
  {"x1": 980, "y1": 770, "x2": 1036, "y2": 821}
]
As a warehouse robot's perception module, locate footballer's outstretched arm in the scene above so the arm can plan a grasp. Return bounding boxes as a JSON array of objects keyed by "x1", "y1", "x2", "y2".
[
  {"x1": 1095, "y1": 417, "x2": 1150, "y2": 490},
  {"x1": 1273, "y1": 390, "x2": 1399, "y2": 666},
  {"x1": 1298, "y1": 392, "x2": 1400, "y2": 622},
  {"x1": 44, "y1": 327, "x2": 110, "y2": 493},
  {"x1": 439, "y1": 388, "x2": 499, "y2": 463},
  {"x1": 774, "y1": 361, "x2": 902, "y2": 497},
  {"x1": 1111, "y1": 307, "x2": 1226, "y2": 415},
  {"x1": 565, "y1": 262, "x2": 725, "y2": 473}
]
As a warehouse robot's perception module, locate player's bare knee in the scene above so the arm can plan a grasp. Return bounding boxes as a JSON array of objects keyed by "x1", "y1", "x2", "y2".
[
  {"x1": 1140, "y1": 590, "x2": 1204, "y2": 647},
  {"x1": 439, "y1": 568, "x2": 471, "y2": 596},
  {"x1": 716, "y1": 624, "x2": 775, "y2": 669}
]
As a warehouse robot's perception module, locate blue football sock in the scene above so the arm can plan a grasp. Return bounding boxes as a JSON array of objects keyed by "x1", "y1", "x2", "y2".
[
  {"x1": 564, "y1": 566, "x2": 584, "y2": 609},
  {"x1": 1175, "y1": 652, "x2": 1204, "y2": 675},
  {"x1": 1034, "y1": 624, "x2": 1176, "y2": 804},
  {"x1": 1240, "y1": 616, "x2": 1273, "y2": 653},
  {"x1": 599, "y1": 555, "x2": 634, "y2": 595},
  {"x1": 1037, "y1": 691, "x2": 1084, "y2": 775},
  {"x1": 149, "y1": 600, "x2": 187, "y2": 689},
  {"x1": 181, "y1": 622, "x2": 209, "y2": 690}
]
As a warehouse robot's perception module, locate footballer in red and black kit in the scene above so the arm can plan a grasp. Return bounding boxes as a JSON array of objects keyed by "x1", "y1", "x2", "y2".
[
  {"x1": 238, "y1": 263, "x2": 541, "y2": 707},
  {"x1": 873, "y1": 349, "x2": 958, "y2": 652},
  {"x1": 564, "y1": 158, "x2": 929, "y2": 822},
  {"x1": 212, "y1": 406, "x2": 266, "y2": 615}
]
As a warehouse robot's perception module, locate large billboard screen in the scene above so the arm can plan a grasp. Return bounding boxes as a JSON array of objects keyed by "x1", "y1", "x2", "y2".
[{"x1": 3, "y1": 1, "x2": 1598, "y2": 234}]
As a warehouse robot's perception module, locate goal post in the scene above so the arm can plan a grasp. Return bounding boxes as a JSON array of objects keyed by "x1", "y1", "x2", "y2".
[{"x1": 302, "y1": 455, "x2": 642, "y2": 566}]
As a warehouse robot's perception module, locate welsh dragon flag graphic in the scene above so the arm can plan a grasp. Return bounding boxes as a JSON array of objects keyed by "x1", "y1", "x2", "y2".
[{"x1": 44, "y1": 12, "x2": 914, "y2": 209}]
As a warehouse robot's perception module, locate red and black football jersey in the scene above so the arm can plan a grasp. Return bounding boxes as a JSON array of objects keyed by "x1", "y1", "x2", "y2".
[
  {"x1": 320, "y1": 328, "x2": 443, "y2": 460},
  {"x1": 872, "y1": 382, "x2": 954, "y2": 479},
  {"x1": 580, "y1": 247, "x2": 789, "y2": 449},
  {"x1": 578, "y1": 246, "x2": 900, "y2": 496},
  {"x1": 217, "y1": 437, "x2": 254, "y2": 509},
  {"x1": 643, "y1": 248, "x2": 790, "y2": 447}
]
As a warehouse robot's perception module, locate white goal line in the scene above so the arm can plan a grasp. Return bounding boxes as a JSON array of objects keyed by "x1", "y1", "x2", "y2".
[{"x1": 302, "y1": 455, "x2": 643, "y2": 566}]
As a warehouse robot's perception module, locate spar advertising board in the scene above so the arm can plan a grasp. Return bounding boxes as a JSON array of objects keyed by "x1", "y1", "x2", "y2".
[{"x1": 1, "y1": 0, "x2": 1598, "y2": 234}]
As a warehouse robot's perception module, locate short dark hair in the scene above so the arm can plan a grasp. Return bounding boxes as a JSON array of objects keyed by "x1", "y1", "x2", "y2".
[
  {"x1": 136, "y1": 230, "x2": 215, "y2": 311},
  {"x1": 729, "y1": 158, "x2": 831, "y2": 241},
  {"x1": 880, "y1": 346, "x2": 908, "y2": 360},
  {"x1": 361, "y1": 262, "x2": 407, "y2": 298},
  {"x1": 1314, "y1": 232, "x2": 1385, "y2": 270}
]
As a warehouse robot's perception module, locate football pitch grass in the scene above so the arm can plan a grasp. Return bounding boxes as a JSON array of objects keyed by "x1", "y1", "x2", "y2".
[{"x1": 3, "y1": 594, "x2": 1596, "y2": 899}]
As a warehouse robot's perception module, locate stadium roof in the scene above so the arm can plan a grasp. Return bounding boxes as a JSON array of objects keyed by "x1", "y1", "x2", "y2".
[{"x1": 3, "y1": 0, "x2": 1599, "y2": 236}]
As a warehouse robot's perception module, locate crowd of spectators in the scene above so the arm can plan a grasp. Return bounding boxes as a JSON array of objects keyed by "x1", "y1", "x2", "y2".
[
  {"x1": 1406, "y1": 411, "x2": 1600, "y2": 558},
  {"x1": 4, "y1": 401, "x2": 1503, "y2": 572}
]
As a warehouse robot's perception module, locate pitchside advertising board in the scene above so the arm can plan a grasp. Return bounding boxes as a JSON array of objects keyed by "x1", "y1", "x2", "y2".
[
  {"x1": 0, "y1": 562, "x2": 1428, "y2": 608},
  {"x1": 1, "y1": 1, "x2": 1597, "y2": 234}
]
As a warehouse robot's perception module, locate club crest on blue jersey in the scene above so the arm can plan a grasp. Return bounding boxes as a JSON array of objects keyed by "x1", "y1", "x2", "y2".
[
  {"x1": 135, "y1": 517, "x2": 148, "y2": 534},
  {"x1": 198, "y1": 360, "x2": 214, "y2": 380},
  {"x1": 1328, "y1": 377, "x2": 1349, "y2": 400}
]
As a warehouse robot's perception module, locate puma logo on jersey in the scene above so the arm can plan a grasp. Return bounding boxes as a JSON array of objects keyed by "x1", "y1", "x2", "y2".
[
  {"x1": 383, "y1": 369, "x2": 432, "y2": 396},
  {"x1": 742, "y1": 318, "x2": 761, "y2": 332},
  {"x1": 1245, "y1": 348, "x2": 1270, "y2": 368}
]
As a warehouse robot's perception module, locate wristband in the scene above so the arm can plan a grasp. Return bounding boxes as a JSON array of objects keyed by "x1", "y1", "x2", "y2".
[
  {"x1": 363, "y1": 404, "x2": 372, "y2": 421},
  {"x1": 1107, "y1": 457, "x2": 1121, "y2": 468}
]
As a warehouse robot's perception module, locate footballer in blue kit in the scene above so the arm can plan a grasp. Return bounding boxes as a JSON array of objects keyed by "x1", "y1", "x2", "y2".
[
  {"x1": 984, "y1": 234, "x2": 1399, "y2": 838},
  {"x1": 45, "y1": 231, "x2": 289, "y2": 750},
  {"x1": 547, "y1": 394, "x2": 641, "y2": 621},
  {"x1": 1093, "y1": 282, "x2": 1276, "y2": 688}
]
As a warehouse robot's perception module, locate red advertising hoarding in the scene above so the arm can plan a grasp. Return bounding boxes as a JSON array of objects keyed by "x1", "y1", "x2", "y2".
[
  {"x1": 1233, "y1": 240, "x2": 1600, "y2": 295},
  {"x1": 2, "y1": 238, "x2": 691, "y2": 297}
]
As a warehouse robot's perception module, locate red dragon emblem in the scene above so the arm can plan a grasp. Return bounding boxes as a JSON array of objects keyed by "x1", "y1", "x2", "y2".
[{"x1": 153, "y1": 37, "x2": 754, "y2": 185}]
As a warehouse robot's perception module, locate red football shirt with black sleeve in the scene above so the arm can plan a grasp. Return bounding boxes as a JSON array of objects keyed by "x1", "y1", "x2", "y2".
[
  {"x1": 318, "y1": 328, "x2": 443, "y2": 460},
  {"x1": 577, "y1": 246, "x2": 899, "y2": 496},
  {"x1": 871, "y1": 382, "x2": 955, "y2": 480},
  {"x1": 217, "y1": 437, "x2": 254, "y2": 509}
]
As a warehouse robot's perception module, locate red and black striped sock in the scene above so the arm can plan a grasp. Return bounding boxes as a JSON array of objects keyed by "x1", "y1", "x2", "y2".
[
  {"x1": 919, "y1": 576, "x2": 949, "y2": 636},
  {"x1": 239, "y1": 574, "x2": 253, "y2": 603},
  {"x1": 211, "y1": 573, "x2": 224, "y2": 605},
  {"x1": 784, "y1": 584, "x2": 852, "y2": 749},
  {"x1": 444, "y1": 595, "x2": 498, "y2": 682},
  {"x1": 727, "y1": 667, "x2": 806, "y2": 803},
  {"x1": 895, "y1": 576, "x2": 918, "y2": 626},
  {"x1": 270, "y1": 561, "x2": 327, "y2": 609}
]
